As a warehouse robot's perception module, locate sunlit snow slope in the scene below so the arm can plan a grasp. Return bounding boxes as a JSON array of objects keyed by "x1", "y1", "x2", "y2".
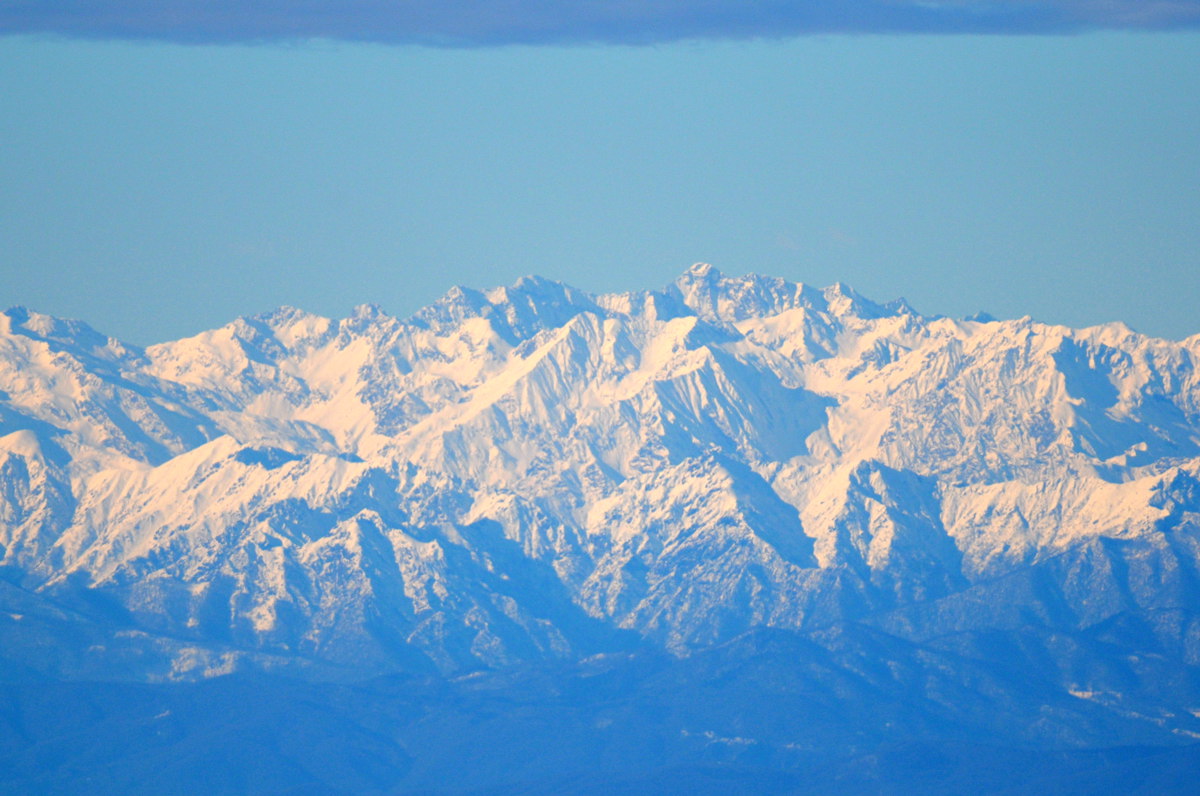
[{"x1": 3, "y1": 264, "x2": 1200, "y2": 702}]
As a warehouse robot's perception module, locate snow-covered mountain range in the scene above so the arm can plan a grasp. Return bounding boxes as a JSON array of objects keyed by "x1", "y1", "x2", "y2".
[{"x1": 3, "y1": 263, "x2": 1200, "y2": 743}]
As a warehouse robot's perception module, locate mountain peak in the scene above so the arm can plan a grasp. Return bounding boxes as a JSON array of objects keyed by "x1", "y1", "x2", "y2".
[
  {"x1": 5, "y1": 267, "x2": 1200, "y2": 792},
  {"x1": 2, "y1": 305, "x2": 132, "y2": 358},
  {"x1": 349, "y1": 302, "x2": 387, "y2": 321},
  {"x1": 3, "y1": 265, "x2": 1200, "y2": 721},
  {"x1": 669, "y1": 267, "x2": 844, "y2": 324},
  {"x1": 681, "y1": 262, "x2": 722, "y2": 280}
]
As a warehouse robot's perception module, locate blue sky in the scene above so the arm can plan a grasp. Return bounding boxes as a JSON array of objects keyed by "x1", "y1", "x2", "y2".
[{"x1": 2, "y1": 4, "x2": 1199, "y2": 343}]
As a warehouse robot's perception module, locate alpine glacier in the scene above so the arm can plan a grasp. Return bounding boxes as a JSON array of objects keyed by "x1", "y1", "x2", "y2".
[{"x1": 3, "y1": 264, "x2": 1200, "y2": 759}]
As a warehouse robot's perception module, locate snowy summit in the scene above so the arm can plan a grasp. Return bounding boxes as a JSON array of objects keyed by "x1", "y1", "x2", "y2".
[{"x1": 1, "y1": 266, "x2": 1199, "y2": 722}]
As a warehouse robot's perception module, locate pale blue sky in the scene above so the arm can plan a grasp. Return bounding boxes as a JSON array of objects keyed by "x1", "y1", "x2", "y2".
[{"x1": 2, "y1": 31, "x2": 1198, "y2": 343}]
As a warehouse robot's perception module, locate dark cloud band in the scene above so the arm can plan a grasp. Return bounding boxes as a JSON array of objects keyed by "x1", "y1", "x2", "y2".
[{"x1": 2, "y1": 1, "x2": 1199, "y2": 45}]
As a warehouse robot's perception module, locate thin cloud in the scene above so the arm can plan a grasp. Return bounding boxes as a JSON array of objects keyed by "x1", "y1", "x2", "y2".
[{"x1": 2, "y1": 1, "x2": 1199, "y2": 45}]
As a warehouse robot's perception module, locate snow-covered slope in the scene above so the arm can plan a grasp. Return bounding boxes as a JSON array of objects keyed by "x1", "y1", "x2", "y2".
[{"x1": 3, "y1": 265, "x2": 1200, "y2": 694}]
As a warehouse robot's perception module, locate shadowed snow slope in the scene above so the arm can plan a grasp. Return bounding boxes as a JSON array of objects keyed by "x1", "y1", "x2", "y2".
[{"x1": 3, "y1": 266, "x2": 1200, "y2": 756}]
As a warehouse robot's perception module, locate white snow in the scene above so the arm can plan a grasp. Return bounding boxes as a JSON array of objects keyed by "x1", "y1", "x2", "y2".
[{"x1": 1, "y1": 267, "x2": 1198, "y2": 671}]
